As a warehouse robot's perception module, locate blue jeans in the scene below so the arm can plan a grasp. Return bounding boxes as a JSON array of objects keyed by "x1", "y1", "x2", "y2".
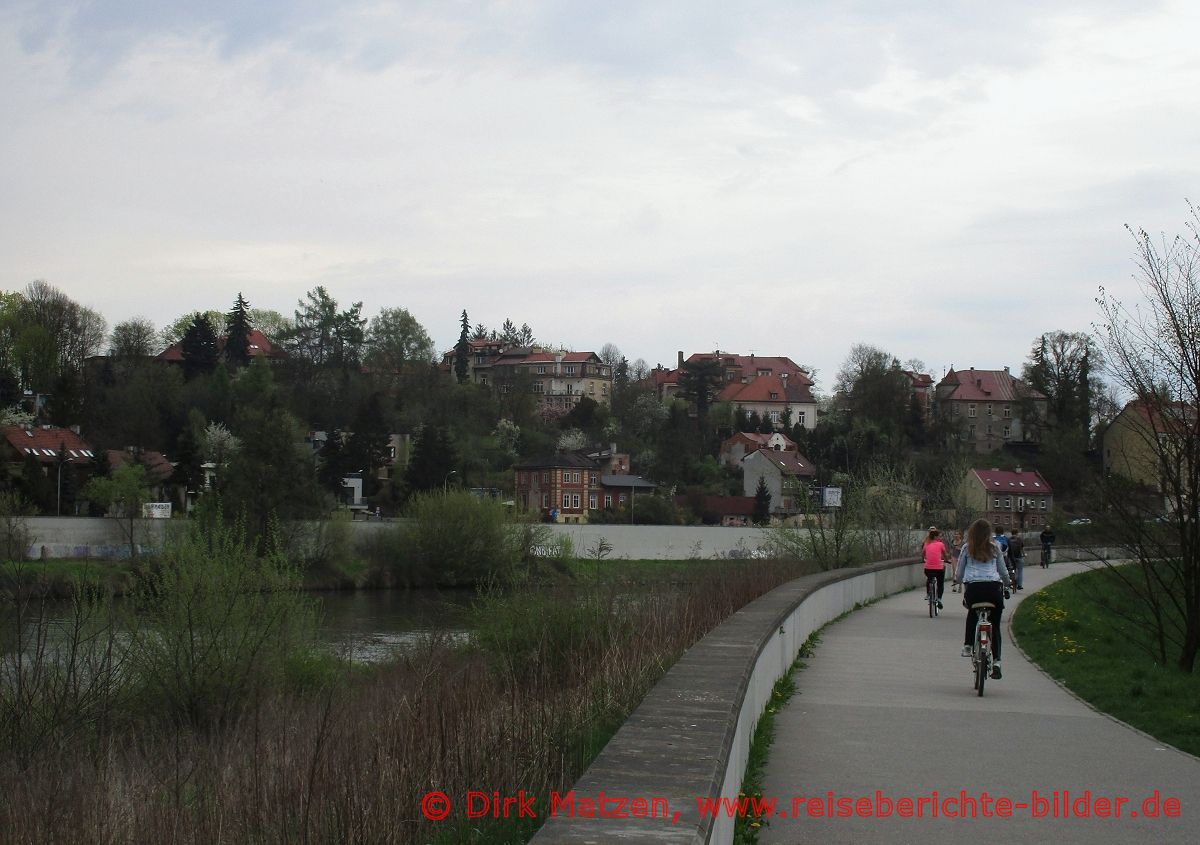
[{"x1": 1012, "y1": 556, "x2": 1024, "y2": 588}]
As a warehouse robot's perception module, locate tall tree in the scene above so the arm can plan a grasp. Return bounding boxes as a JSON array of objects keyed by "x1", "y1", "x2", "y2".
[
  {"x1": 109, "y1": 317, "x2": 158, "y2": 358},
  {"x1": 180, "y1": 314, "x2": 219, "y2": 381},
  {"x1": 677, "y1": 357, "x2": 723, "y2": 422},
  {"x1": 454, "y1": 310, "x2": 470, "y2": 384},
  {"x1": 224, "y1": 292, "x2": 253, "y2": 368},
  {"x1": 1092, "y1": 206, "x2": 1200, "y2": 672},
  {"x1": 405, "y1": 422, "x2": 457, "y2": 495},
  {"x1": 1022, "y1": 330, "x2": 1100, "y2": 441},
  {"x1": 284, "y1": 286, "x2": 366, "y2": 371},
  {"x1": 365, "y1": 307, "x2": 434, "y2": 371},
  {"x1": 753, "y1": 475, "x2": 772, "y2": 525}
]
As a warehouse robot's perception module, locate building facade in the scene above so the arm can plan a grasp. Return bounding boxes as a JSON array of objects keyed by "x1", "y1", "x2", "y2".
[
  {"x1": 935, "y1": 367, "x2": 1047, "y2": 452},
  {"x1": 959, "y1": 467, "x2": 1054, "y2": 532}
]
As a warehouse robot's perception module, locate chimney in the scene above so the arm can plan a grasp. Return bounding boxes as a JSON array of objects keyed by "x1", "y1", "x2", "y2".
[
  {"x1": 677, "y1": 351, "x2": 684, "y2": 368},
  {"x1": 1014, "y1": 466, "x2": 1022, "y2": 473},
  {"x1": 1004, "y1": 365, "x2": 1010, "y2": 373}
]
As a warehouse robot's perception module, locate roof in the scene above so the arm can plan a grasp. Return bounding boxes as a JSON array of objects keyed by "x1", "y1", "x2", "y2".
[
  {"x1": 600, "y1": 474, "x2": 657, "y2": 490},
  {"x1": 158, "y1": 329, "x2": 279, "y2": 362},
  {"x1": 937, "y1": 368, "x2": 1045, "y2": 403},
  {"x1": 719, "y1": 374, "x2": 816, "y2": 405},
  {"x1": 107, "y1": 448, "x2": 173, "y2": 482},
  {"x1": 1, "y1": 425, "x2": 97, "y2": 464},
  {"x1": 1122, "y1": 400, "x2": 1197, "y2": 435},
  {"x1": 514, "y1": 453, "x2": 598, "y2": 470},
  {"x1": 970, "y1": 468, "x2": 1053, "y2": 494},
  {"x1": 744, "y1": 449, "x2": 816, "y2": 478},
  {"x1": 685, "y1": 352, "x2": 814, "y2": 386},
  {"x1": 720, "y1": 432, "x2": 797, "y2": 453}
]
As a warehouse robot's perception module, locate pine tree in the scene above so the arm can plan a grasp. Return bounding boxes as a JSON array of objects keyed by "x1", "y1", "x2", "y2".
[
  {"x1": 224, "y1": 292, "x2": 253, "y2": 368},
  {"x1": 753, "y1": 475, "x2": 772, "y2": 525},
  {"x1": 181, "y1": 314, "x2": 219, "y2": 380},
  {"x1": 454, "y1": 310, "x2": 470, "y2": 384}
]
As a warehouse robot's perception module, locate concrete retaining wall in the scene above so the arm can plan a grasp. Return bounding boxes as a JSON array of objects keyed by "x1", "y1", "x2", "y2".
[{"x1": 529, "y1": 557, "x2": 920, "y2": 844}]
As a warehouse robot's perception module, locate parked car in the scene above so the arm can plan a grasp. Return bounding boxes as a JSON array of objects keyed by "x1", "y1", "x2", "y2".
[{"x1": 1068, "y1": 517, "x2": 1092, "y2": 526}]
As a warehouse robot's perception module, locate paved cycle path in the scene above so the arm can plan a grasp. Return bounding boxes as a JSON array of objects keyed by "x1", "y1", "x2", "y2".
[{"x1": 760, "y1": 561, "x2": 1200, "y2": 844}]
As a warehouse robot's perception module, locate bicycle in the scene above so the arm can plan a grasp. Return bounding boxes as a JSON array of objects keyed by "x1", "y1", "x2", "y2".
[
  {"x1": 1040, "y1": 543, "x2": 1052, "y2": 569},
  {"x1": 926, "y1": 572, "x2": 940, "y2": 618},
  {"x1": 969, "y1": 601, "x2": 996, "y2": 696}
]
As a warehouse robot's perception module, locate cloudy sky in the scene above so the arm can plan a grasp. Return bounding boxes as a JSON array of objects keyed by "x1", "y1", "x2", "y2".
[{"x1": 2, "y1": 0, "x2": 1198, "y2": 391}]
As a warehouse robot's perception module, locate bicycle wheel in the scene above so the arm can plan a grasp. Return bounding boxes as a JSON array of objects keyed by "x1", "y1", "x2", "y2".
[
  {"x1": 976, "y1": 650, "x2": 987, "y2": 696},
  {"x1": 928, "y1": 581, "x2": 935, "y2": 617}
]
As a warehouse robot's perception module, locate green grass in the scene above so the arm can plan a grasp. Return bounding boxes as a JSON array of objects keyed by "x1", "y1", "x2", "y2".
[{"x1": 1013, "y1": 568, "x2": 1200, "y2": 757}]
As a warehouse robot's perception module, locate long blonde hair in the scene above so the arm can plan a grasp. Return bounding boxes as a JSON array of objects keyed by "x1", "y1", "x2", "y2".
[{"x1": 966, "y1": 518, "x2": 994, "y2": 561}]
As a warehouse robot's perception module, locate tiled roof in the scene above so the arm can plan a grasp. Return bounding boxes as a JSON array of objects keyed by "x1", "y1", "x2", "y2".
[
  {"x1": 107, "y1": 449, "x2": 173, "y2": 482},
  {"x1": 972, "y1": 468, "x2": 1053, "y2": 494},
  {"x1": 1125, "y1": 400, "x2": 1197, "y2": 434},
  {"x1": 1, "y1": 425, "x2": 97, "y2": 464},
  {"x1": 746, "y1": 449, "x2": 816, "y2": 478},
  {"x1": 721, "y1": 432, "x2": 797, "y2": 451},
  {"x1": 938, "y1": 368, "x2": 1045, "y2": 403},
  {"x1": 158, "y1": 329, "x2": 279, "y2": 362},
  {"x1": 514, "y1": 453, "x2": 598, "y2": 470},
  {"x1": 720, "y1": 374, "x2": 816, "y2": 404},
  {"x1": 686, "y1": 353, "x2": 814, "y2": 385}
]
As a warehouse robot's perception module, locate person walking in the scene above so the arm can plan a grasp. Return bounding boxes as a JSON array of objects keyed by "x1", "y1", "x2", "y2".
[
  {"x1": 956, "y1": 519, "x2": 1012, "y2": 679},
  {"x1": 948, "y1": 529, "x2": 964, "y2": 592},
  {"x1": 1008, "y1": 528, "x2": 1025, "y2": 590}
]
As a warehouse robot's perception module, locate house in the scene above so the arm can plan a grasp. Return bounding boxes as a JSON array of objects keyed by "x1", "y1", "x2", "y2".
[
  {"x1": 443, "y1": 342, "x2": 614, "y2": 417},
  {"x1": 0, "y1": 424, "x2": 98, "y2": 514},
  {"x1": 959, "y1": 467, "x2": 1054, "y2": 532},
  {"x1": 1102, "y1": 400, "x2": 1198, "y2": 500},
  {"x1": 106, "y1": 447, "x2": 176, "y2": 506},
  {"x1": 903, "y1": 370, "x2": 935, "y2": 423},
  {"x1": 157, "y1": 329, "x2": 282, "y2": 363},
  {"x1": 649, "y1": 351, "x2": 818, "y2": 432},
  {"x1": 514, "y1": 453, "x2": 601, "y2": 524},
  {"x1": 675, "y1": 494, "x2": 757, "y2": 526},
  {"x1": 513, "y1": 451, "x2": 655, "y2": 523},
  {"x1": 741, "y1": 449, "x2": 816, "y2": 517},
  {"x1": 719, "y1": 432, "x2": 796, "y2": 467},
  {"x1": 935, "y1": 367, "x2": 1047, "y2": 452}
]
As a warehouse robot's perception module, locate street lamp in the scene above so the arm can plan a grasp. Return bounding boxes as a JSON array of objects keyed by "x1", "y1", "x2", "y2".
[{"x1": 444, "y1": 470, "x2": 458, "y2": 491}]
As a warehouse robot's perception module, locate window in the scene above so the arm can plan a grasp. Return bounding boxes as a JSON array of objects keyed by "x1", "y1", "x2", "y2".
[
  {"x1": 969, "y1": 424, "x2": 976, "y2": 436},
  {"x1": 572, "y1": 494, "x2": 581, "y2": 509},
  {"x1": 1003, "y1": 405, "x2": 1012, "y2": 419},
  {"x1": 536, "y1": 365, "x2": 546, "y2": 374},
  {"x1": 986, "y1": 424, "x2": 992, "y2": 435},
  {"x1": 589, "y1": 494, "x2": 597, "y2": 509},
  {"x1": 589, "y1": 384, "x2": 595, "y2": 393},
  {"x1": 1003, "y1": 426, "x2": 1011, "y2": 439},
  {"x1": 541, "y1": 471, "x2": 548, "y2": 483},
  {"x1": 1040, "y1": 499, "x2": 1046, "y2": 510},
  {"x1": 769, "y1": 410, "x2": 781, "y2": 423},
  {"x1": 602, "y1": 384, "x2": 608, "y2": 394},
  {"x1": 604, "y1": 494, "x2": 613, "y2": 508},
  {"x1": 769, "y1": 392, "x2": 779, "y2": 400},
  {"x1": 479, "y1": 375, "x2": 488, "y2": 386},
  {"x1": 987, "y1": 403, "x2": 993, "y2": 416},
  {"x1": 1004, "y1": 497, "x2": 1011, "y2": 508},
  {"x1": 563, "y1": 493, "x2": 570, "y2": 509},
  {"x1": 994, "y1": 498, "x2": 1002, "y2": 508},
  {"x1": 968, "y1": 404, "x2": 977, "y2": 418},
  {"x1": 566, "y1": 365, "x2": 577, "y2": 375},
  {"x1": 541, "y1": 493, "x2": 548, "y2": 508},
  {"x1": 566, "y1": 384, "x2": 574, "y2": 394},
  {"x1": 589, "y1": 472, "x2": 597, "y2": 485},
  {"x1": 797, "y1": 411, "x2": 806, "y2": 426},
  {"x1": 619, "y1": 493, "x2": 627, "y2": 504},
  {"x1": 533, "y1": 381, "x2": 544, "y2": 394}
]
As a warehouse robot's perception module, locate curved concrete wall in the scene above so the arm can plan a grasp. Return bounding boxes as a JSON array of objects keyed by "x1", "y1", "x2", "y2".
[{"x1": 530, "y1": 557, "x2": 920, "y2": 844}]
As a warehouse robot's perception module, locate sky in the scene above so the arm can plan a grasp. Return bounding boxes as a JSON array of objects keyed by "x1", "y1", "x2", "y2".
[{"x1": 3, "y1": 0, "x2": 1199, "y2": 393}]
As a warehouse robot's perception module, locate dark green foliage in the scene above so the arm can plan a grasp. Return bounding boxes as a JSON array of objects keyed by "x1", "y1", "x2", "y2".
[
  {"x1": 454, "y1": 309, "x2": 470, "y2": 384},
  {"x1": 180, "y1": 314, "x2": 219, "y2": 381},
  {"x1": 224, "y1": 292, "x2": 253, "y2": 368},
  {"x1": 678, "y1": 357, "x2": 723, "y2": 421},
  {"x1": 404, "y1": 423, "x2": 457, "y2": 496},
  {"x1": 753, "y1": 475, "x2": 772, "y2": 525}
]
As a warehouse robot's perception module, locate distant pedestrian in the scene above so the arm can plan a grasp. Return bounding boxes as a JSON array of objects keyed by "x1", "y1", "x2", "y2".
[
  {"x1": 949, "y1": 529, "x2": 964, "y2": 592},
  {"x1": 1008, "y1": 529, "x2": 1025, "y2": 590}
]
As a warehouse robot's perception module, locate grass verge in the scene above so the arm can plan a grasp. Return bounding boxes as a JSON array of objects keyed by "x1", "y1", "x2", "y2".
[{"x1": 1012, "y1": 567, "x2": 1200, "y2": 757}]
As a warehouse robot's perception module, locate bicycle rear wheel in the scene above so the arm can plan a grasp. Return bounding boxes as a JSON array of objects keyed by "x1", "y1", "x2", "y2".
[
  {"x1": 928, "y1": 582, "x2": 935, "y2": 617},
  {"x1": 976, "y1": 651, "x2": 987, "y2": 696}
]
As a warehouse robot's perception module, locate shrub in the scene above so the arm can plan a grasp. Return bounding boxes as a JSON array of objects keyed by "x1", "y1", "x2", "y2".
[{"x1": 389, "y1": 491, "x2": 526, "y2": 587}]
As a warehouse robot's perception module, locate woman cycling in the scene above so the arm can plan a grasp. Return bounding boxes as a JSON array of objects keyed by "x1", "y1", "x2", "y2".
[
  {"x1": 956, "y1": 518, "x2": 1012, "y2": 679},
  {"x1": 921, "y1": 526, "x2": 950, "y2": 609}
]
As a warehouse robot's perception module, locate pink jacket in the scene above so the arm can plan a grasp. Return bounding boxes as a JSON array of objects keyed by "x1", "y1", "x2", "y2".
[{"x1": 923, "y1": 539, "x2": 948, "y2": 570}]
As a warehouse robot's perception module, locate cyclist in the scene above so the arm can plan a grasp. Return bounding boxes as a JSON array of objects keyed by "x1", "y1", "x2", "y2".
[
  {"x1": 921, "y1": 526, "x2": 951, "y2": 609},
  {"x1": 1039, "y1": 524, "x2": 1056, "y2": 566},
  {"x1": 1008, "y1": 528, "x2": 1025, "y2": 590},
  {"x1": 956, "y1": 518, "x2": 1012, "y2": 679}
]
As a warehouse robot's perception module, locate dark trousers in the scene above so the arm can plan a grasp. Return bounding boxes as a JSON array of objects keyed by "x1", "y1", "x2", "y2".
[
  {"x1": 923, "y1": 567, "x2": 945, "y2": 599},
  {"x1": 963, "y1": 581, "x2": 1005, "y2": 659}
]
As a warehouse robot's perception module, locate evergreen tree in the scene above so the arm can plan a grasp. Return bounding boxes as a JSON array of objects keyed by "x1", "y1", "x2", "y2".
[
  {"x1": 735, "y1": 406, "x2": 751, "y2": 432},
  {"x1": 317, "y1": 430, "x2": 352, "y2": 497},
  {"x1": 753, "y1": 475, "x2": 772, "y2": 525},
  {"x1": 454, "y1": 310, "x2": 470, "y2": 384},
  {"x1": 224, "y1": 292, "x2": 253, "y2": 368},
  {"x1": 405, "y1": 423, "x2": 457, "y2": 495},
  {"x1": 346, "y1": 393, "x2": 391, "y2": 494},
  {"x1": 180, "y1": 314, "x2": 219, "y2": 381}
]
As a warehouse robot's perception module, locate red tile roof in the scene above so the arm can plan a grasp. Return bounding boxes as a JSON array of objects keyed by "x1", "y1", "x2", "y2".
[
  {"x1": 686, "y1": 352, "x2": 813, "y2": 385},
  {"x1": 971, "y1": 468, "x2": 1053, "y2": 494},
  {"x1": 107, "y1": 449, "x2": 173, "y2": 482},
  {"x1": 157, "y1": 329, "x2": 280, "y2": 362},
  {"x1": 719, "y1": 374, "x2": 816, "y2": 404},
  {"x1": 938, "y1": 368, "x2": 1045, "y2": 403},
  {"x1": 722, "y1": 432, "x2": 797, "y2": 450},
  {"x1": 746, "y1": 449, "x2": 816, "y2": 478},
  {"x1": 1, "y1": 425, "x2": 96, "y2": 464},
  {"x1": 1125, "y1": 400, "x2": 1197, "y2": 434}
]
